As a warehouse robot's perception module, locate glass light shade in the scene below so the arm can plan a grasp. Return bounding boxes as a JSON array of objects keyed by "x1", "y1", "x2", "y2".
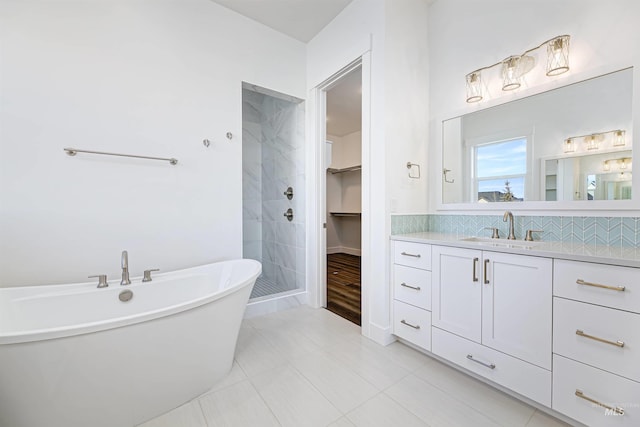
[
  {"x1": 613, "y1": 130, "x2": 626, "y2": 147},
  {"x1": 585, "y1": 135, "x2": 599, "y2": 150},
  {"x1": 466, "y1": 72, "x2": 483, "y2": 103},
  {"x1": 501, "y1": 56, "x2": 521, "y2": 91},
  {"x1": 563, "y1": 138, "x2": 575, "y2": 153},
  {"x1": 546, "y1": 35, "x2": 570, "y2": 76},
  {"x1": 603, "y1": 161, "x2": 610, "y2": 172},
  {"x1": 619, "y1": 159, "x2": 627, "y2": 169}
]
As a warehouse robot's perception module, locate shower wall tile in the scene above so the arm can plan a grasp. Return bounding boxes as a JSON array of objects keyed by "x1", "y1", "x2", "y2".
[
  {"x1": 243, "y1": 240, "x2": 262, "y2": 262},
  {"x1": 243, "y1": 88, "x2": 305, "y2": 298},
  {"x1": 276, "y1": 222, "x2": 296, "y2": 247},
  {"x1": 275, "y1": 243, "x2": 296, "y2": 270},
  {"x1": 262, "y1": 241, "x2": 275, "y2": 263},
  {"x1": 391, "y1": 214, "x2": 640, "y2": 247}
]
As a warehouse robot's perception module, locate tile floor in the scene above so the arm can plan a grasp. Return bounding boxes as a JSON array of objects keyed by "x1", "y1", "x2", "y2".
[{"x1": 138, "y1": 306, "x2": 573, "y2": 427}]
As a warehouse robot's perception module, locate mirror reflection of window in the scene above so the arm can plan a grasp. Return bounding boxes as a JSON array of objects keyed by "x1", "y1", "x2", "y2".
[{"x1": 474, "y1": 138, "x2": 527, "y2": 202}]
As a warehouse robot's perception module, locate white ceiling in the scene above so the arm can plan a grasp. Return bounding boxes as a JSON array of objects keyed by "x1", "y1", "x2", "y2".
[
  {"x1": 326, "y1": 67, "x2": 361, "y2": 137},
  {"x1": 209, "y1": 0, "x2": 354, "y2": 42}
]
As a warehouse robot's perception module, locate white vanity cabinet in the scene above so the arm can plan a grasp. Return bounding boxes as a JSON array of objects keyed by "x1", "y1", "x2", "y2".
[
  {"x1": 430, "y1": 245, "x2": 553, "y2": 405},
  {"x1": 391, "y1": 241, "x2": 432, "y2": 350},
  {"x1": 390, "y1": 235, "x2": 640, "y2": 425},
  {"x1": 431, "y1": 246, "x2": 482, "y2": 342},
  {"x1": 432, "y1": 246, "x2": 552, "y2": 369},
  {"x1": 552, "y1": 259, "x2": 640, "y2": 427}
]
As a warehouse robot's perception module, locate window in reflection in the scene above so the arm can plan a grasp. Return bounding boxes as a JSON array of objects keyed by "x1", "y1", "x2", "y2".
[{"x1": 475, "y1": 137, "x2": 527, "y2": 202}]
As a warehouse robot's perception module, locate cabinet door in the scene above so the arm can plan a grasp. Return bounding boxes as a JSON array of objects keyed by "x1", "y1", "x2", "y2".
[
  {"x1": 432, "y1": 246, "x2": 482, "y2": 343},
  {"x1": 481, "y1": 251, "x2": 552, "y2": 370}
]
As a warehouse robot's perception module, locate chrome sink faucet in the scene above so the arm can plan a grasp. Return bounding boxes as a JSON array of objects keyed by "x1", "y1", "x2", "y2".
[
  {"x1": 503, "y1": 211, "x2": 516, "y2": 240},
  {"x1": 121, "y1": 250, "x2": 131, "y2": 285}
]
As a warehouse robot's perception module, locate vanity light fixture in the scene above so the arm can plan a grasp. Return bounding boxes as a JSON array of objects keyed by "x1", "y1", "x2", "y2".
[
  {"x1": 466, "y1": 72, "x2": 483, "y2": 103},
  {"x1": 546, "y1": 35, "x2": 570, "y2": 76},
  {"x1": 563, "y1": 129, "x2": 627, "y2": 153},
  {"x1": 465, "y1": 35, "x2": 570, "y2": 103},
  {"x1": 613, "y1": 130, "x2": 626, "y2": 147},
  {"x1": 602, "y1": 157, "x2": 631, "y2": 172},
  {"x1": 563, "y1": 138, "x2": 575, "y2": 153},
  {"x1": 586, "y1": 134, "x2": 599, "y2": 150}
]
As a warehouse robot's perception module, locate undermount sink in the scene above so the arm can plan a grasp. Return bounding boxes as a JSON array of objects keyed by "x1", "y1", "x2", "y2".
[{"x1": 459, "y1": 237, "x2": 545, "y2": 248}]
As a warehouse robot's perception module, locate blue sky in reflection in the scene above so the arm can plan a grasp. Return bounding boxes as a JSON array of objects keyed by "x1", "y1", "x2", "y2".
[{"x1": 477, "y1": 138, "x2": 527, "y2": 199}]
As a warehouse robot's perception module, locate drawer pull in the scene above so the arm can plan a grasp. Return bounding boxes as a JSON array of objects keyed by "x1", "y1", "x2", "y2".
[
  {"x1": 401, "y1": 252, "x2": 421, "y2": 258},
  {"x1": 575, "y1": 390, "x2": 625, "y2": 415},
  {"x1": 472, "y1": 257, "x2": 479, "y2": 282},
  {"x1": 576, "y1": 329, "x2": 625, "y2": 348},
  {"x1": 466, "y1": 354, "x2": 495, "y2": 369},
  {"x1": 400, "y1": 319, "x2": 420, "y2": 330},
  {"x1": 400, "y1": 282, "x2": 421, "y2": 291},
  {"x1": 576, "y1": 279, "x2": 626, "y2": 292},
  {"x1": 483, "y1": 259, "x2": 490, "y2": 284}
]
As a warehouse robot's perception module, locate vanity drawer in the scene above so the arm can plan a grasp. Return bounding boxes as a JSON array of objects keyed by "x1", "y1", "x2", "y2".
[
  {"x1": 432, "y1": 327, "x2": 551, "y2": 407},
  {"x1": 393, "y1": 241, "x2": 431, "y2": 270},
  {"x1": 393, "y1": 265, "x2": 431, "y2": 310},
  {"x1": 554, "y1": 259, "x2": 640, "y2": 313},
  {"x1": 554, "y1": 297, "x2": 640, "y2": 382},
  {"x1": 553, "y1": 355, "x2": 640, "y2": 427},
  {"x1": 393, "y1": 300, "x2": 431, "y2": 350}
]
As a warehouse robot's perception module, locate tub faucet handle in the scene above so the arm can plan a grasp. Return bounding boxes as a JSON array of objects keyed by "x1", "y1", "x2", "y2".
[
  {"x1": 89, "y1": 274, "x2": 109, "y2": 288},
  {"x1": 142, "y1": 269, "x2": 160, "y2": 282}
]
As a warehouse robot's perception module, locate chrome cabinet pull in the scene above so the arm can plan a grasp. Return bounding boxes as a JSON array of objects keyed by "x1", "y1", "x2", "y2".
[
  {"x1": 401, "y1": 252, "x2": 421, "y2": 258},
  {"x1": 466, "y1": 354, "x2": 495, "y2": 369},
  {"x1": 400, "y1": 282, "x2": 421, "y2": 291},
  {"x1": 576, "y1": 279, "x2": 625, "y2": 292},
  {"x1": 576, "y1": 329, "x2": 625, "y2": 348},
  {"x1": 472, "y1": 257, "x2": 479, "y2": 282},
  {"x1": 400, "y1": 319, "x2": 420, "y2": 330},
  {"x1": 575, "y1": 390, "x2": 624, "y2": 415},
  {"x1": 483, "y1": 259, "x2": 490, "y2": 284}
]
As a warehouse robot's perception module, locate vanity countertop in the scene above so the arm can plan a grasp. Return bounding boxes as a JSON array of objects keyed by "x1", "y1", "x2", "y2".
[{"x1": 391, "y1": 232, "x2": 640, "y2": 268}]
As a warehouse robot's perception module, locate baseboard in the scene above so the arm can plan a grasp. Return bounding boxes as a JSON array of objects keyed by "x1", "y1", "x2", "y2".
[
  {"x1": 327, "y1": 246, "x2": 361, "y2": 256},
  {"x1": 365, "y1": 322, "x2": 395, "y2": 346}
]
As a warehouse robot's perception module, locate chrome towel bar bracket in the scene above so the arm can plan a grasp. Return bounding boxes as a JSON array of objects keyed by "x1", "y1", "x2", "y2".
[{"x1": 64, "y1": 148, "x2": 178, "y2": 165}]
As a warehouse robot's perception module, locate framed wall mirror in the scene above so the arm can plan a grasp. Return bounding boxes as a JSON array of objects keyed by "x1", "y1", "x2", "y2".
[{"x1": 442, "y1": 67, "x2": 633, "y2": 207}]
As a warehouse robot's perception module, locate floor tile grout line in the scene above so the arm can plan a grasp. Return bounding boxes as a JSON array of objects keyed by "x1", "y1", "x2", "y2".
[
  {"x1": 247, "y1": 378, "x2": 285, "y2": 427},
  {"x1": 380, "y1": 374, "x2": 496, "y2": 426},
  {"x1": 388, "y1": 369, "x2": 532, "y2": 427}
]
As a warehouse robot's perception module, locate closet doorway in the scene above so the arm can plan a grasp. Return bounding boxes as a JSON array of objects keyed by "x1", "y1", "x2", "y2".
[{"x1": 325, "y1": 66, "x2": 362, "y2": 325}]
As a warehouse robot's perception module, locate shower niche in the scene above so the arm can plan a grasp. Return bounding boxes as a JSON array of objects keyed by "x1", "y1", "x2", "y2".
[{"x1": 241, "y1": 83, "x2": 305, "y2": 301}]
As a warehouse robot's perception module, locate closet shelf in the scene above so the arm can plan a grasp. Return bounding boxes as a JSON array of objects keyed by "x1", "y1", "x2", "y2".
[
  {"x1": 330, "y1": 212, "x2": 362, "y2": 217},
  {"x1": 327, "y1": 165, "x2": 361, "y2": 174}
]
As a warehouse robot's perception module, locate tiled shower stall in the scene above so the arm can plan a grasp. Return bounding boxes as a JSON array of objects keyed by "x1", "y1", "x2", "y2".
[{"x1": 242, "y1": 84, "x2": 305, "y2": 300}]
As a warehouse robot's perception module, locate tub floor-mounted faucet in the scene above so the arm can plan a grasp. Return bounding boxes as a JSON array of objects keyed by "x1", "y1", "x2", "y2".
[
  {"x1": 503, "y1": 211, "x2": 516, "y2": 240},
  {"x1": 121, "y1": 250, "x2": 131, "y2": 285}
]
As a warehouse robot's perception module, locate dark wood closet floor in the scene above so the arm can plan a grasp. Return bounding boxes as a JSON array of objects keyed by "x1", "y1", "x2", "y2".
[{"x1": 326, "y1": 253, "x2": 361, "y2": 326}]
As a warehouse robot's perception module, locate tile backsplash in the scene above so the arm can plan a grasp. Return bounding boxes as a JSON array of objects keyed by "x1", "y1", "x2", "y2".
[{"x1": 391, "y1": 214, "x2": 640, "y2": 247}]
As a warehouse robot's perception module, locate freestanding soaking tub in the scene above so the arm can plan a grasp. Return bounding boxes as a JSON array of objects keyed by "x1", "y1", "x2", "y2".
[{"x1": 0, "y1": 259, "x2": 261, "y2": 427}]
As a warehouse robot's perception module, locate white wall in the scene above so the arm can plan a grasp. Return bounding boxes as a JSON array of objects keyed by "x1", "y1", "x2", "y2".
[
  {"x1": 385, "y1": 0, "x2": 430, "y2": 214},
  {"x1": 308, "y1": 0, "x2": 429, "y2": 344},
  {"x1": 306, "y1": 0, "x2": 386, "y2": 341},
  {"x1": 428, "y1": 0, "x2": 640, "y2": 213},
  {"x1": 0, "y1": 0, "x2": 306, "y2": 286}
]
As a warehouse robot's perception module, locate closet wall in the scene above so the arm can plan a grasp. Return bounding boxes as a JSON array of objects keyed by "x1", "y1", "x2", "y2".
[{"x1": 326, "y1": 131, "x2": 362, "y2": 255}]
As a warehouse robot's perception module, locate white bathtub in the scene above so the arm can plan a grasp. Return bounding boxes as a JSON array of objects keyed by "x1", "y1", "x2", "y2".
[{"x1": 0, "y1": 259, "x2": 261, "y2": 427}]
